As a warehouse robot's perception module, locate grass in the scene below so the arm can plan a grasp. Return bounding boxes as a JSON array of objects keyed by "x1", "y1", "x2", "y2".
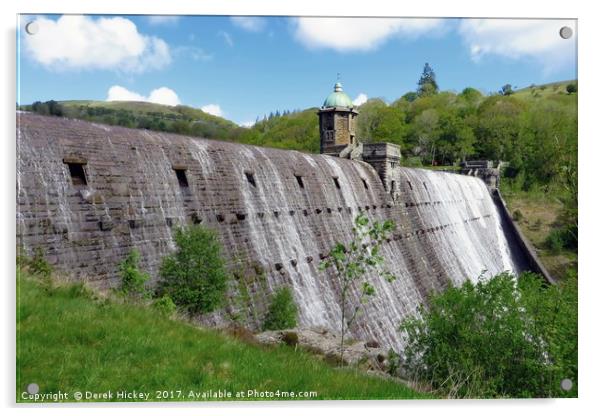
[
  {"x1": 499, "y1": 185, "x2": 577, "y2": 279},
  {"x1": 16, "y1": 271, "x2": 429, "y2": 403}
]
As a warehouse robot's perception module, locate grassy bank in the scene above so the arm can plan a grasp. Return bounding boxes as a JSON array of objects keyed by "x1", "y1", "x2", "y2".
[
  {"x1": 16, "y1": 272, "x2": 428, "y2": 403},
  {"x1": 499, "y1": 186, "x2": 577, "y2": 279}
]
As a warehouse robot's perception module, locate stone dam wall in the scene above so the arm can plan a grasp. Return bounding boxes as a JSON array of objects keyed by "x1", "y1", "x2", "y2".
[{"x1": 16, "y1": 112, "x2": 526, "y2": 350}]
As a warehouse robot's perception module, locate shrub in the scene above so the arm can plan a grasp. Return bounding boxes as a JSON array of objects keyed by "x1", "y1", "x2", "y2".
[
  {"x1": 29, "y1": 248, "x2": 52, "y2": 279},
  {"x1": 400, "y1": 272, "x2": 577, "y2": 398},
  {"x1": 157, "y1": 225, "x2": 229, "y2": 314},
  {"x1": 263, "y1": 287, "x2": 298, "y2": 330},
  {"x1": 544, "y1": 226, "x2": 577, "y2": 253},
  {"x1": 118, "y1": 249, "x2": 150, "y2": 297},
  {"x1": 566, "y1": 83, "x2": 577, "y2": 94},
  {"x1": 512, "y1": 209, "x2": 524, "y2": 222},
  {"x1": 152, "y1": 294, "x2": 177, "y2": 317}
]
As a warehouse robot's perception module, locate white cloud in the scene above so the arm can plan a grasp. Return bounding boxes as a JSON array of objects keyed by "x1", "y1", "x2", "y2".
[
  {"x1": 106, "y1": 85, "x2": 181, "y2": 106},
  {"x1": 230, "y1": 16, "x2": 266, "y2": 32},
  {"x1": 458, "y1": 19, "x2": 577, "y2": 73},
  {"x1": 352, "y1": 93, "x2": 368, "y2": 106},
  {"x1": 106, "y1": 85, "x2": 146, "y2": 102},
  {"x1": 201, "y1": 104, "x2": 223, "y2": 117},
  {"x1": 147, "y1": 87, "x2": 181, "y2": 106},
  {"x1": 24, "y1": 15, "x2": 171, "y2": 73},
  {"x1": 239, "y1": 120, "x2": 255, "y2": 128},
  {"x1": 293, "y1": 17, "x2": 444, "y2": 52},
  {"x1": 147, "y1": 16, "x2": 180, "y2": 25},
  {"x1": 173, "y1": 46, "x2": 213, "y2": 62}
]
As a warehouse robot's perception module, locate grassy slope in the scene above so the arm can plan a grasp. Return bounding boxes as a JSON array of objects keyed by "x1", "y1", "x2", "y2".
[
  {"x1": 499, "y1": 186, "x2": 577, "y2": 279},
  {"x1": 17, "y1": 273, "x2": 428, "y2": 403}
]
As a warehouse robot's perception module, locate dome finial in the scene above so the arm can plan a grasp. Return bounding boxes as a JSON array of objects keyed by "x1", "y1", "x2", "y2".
[{"x1": 334, "y1": 72, "x2": 343, "y2": 92}]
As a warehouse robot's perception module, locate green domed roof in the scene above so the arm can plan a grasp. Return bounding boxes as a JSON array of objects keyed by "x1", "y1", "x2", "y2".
[{"x1": 323, "y1": 82, "x2": 353, "y2": 108}]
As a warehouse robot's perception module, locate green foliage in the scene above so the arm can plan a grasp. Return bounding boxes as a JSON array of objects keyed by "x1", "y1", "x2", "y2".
[
  {"x1": 512, "y1": 209, "x2": 524, "y2": 222},
  {"x1": 320, "y1": 214, "x2": 396, "y2": 364},
  {"x1": 263, "y1": 287, "x2": 298, "y2": 330},
  {"x1": 545, "y1": 227, "x2": 577, "y2": 254},
  {"x1": 152, "y1": 294, "x2": 177, "y2": 317},
  {"x1": 157, "y1": 225, "x2": 229, "y2": 314},
  {"x1": 566, "y1": 83, "x2": 577, "y2": 94},
  {"x1": 500, "y1": 83, "x2": 515, "y2": 95},
  {"x1": 118, "y1": 249, "x2": 150, "y2": 297},
  {"x1": 400, "y1": 272, "x2": 577, "y2": 398},
  {"x1": 28, "y1": 248, "x2": 53, "y2": 279},
  {"x1": 417, "y1": 63, "x2": 439, "y2": 97}
]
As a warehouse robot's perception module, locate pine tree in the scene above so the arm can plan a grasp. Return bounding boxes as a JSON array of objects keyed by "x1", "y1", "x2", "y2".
[{"x1": 417, "y1": 63, "x2": 439, "y2": 97}]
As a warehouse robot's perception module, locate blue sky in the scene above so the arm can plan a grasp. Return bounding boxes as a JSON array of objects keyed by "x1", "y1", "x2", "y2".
[{"x1": 17, "y1": 15, "x2": 577, "y2": 126}]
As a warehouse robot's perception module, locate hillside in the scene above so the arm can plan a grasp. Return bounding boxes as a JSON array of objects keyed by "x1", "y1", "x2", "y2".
[{"x1": 17, "y1": 272, "x2": 428, "y2": 402}]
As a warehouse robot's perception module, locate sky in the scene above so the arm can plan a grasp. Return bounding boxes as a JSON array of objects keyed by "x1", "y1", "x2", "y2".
[{"x1": 17, "y1": 15, "x2": 577, "y2": 126}]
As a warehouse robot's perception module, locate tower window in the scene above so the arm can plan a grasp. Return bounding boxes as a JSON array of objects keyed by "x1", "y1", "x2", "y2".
[
  {"x1": 65, "y1": 162, "x2": 87, "y2": 186},
  {"x1": 174, "y1": 168, "x2": 189, "y2": 188},
  {"x1": 295, "y1": 175, "x2": 304, "y2": 188},
  {"x1": 245, "y1": 171, "x2": 257, "y2": 187},
  {"x1": 333, "y1": 177, "x2": 341, "y2": 189},
  {"x1": 361, "y1": 178, "x2": 369, "y2": 189}
]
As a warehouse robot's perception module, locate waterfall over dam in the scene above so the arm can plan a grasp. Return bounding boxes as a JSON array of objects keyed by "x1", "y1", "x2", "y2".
[{"x1": 17, "y1": 112, "x2": 527, "y2": 349}]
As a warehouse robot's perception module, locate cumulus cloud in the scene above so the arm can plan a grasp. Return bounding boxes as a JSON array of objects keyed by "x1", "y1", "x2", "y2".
[
  {"x1": 107, "y1": 85, "x2": 181, "y2": 106},
  {"x1": 147, "y1": 16, "x2": 180, "y2": 25},
  {"x1": 293, "y1": 17, "x2": 444, "y2": 52},
  {"x1": 458, "y1": 19, "x2": 577, "y2": 73},
  {"x1": 24, "y1": 15, "x2": 171, "y2": 73},
  {"x1": 200, "y1": 104, "x2": 223, "y2": 117},
  {"x1": 230, "y1": 16, "x2": 266, "y2": 32},
  {"x1": 173, "y1": 46, "x2": 213, "y2": 62},
  {"x1": 352, "y1": 93, "x2": 368, "y2": 106}
]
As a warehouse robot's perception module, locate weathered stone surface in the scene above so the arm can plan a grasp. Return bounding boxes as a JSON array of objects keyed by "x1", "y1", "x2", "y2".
[
  {"x1": 255, "y1": 327, "x2": 389, "y2": 368},
  {"x1": 16, "y1": 112, "x2": 525, "y2": 350}
]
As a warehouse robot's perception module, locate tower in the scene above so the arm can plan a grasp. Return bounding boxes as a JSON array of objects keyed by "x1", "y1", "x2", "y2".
[{"x1": 318, "y1": 82, "x2": 359, "y2": 156}]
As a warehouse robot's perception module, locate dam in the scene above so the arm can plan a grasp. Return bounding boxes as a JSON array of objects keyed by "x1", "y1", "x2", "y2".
[{"x1": 16, "y1": 105, "x2": 530, "y2": 350}]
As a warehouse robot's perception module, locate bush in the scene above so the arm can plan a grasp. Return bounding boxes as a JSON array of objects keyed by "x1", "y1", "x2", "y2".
[
  {"x1": 545, "y1": 226, "x2": 577, "y2": 253},
  {"x1": 28, "y1": 248, "x2": 52, "y2": 279},
  {"x1": 118, "y1": 249, "x2": 150, "y2": 297},
  {"x1": 566, "y1": 83, "x2": 577, "y2": 94},
  {"x1": 152, "y1": 294, "x2": 177, "y2": 317},
  {"x1": 157, "y1": 225, "x2": 229, "y2": 314},
  {"x1": 512, "y1": 209, "x2": 524, "y2": 222},
  {"x1": 400, "y1": 272, "x2": 577, "y2": 398},
  {"x1": 263, "y1": 287, "x2": 298, "y2": 330}
]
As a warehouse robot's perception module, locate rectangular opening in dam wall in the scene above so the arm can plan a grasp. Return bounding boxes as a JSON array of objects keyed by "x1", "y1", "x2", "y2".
[
  {"x1": 245, "y1": 171, "x2": 257, "y2": 188},
  {"x1": 65, "y1": 161, "x2": 87, "y2": 186},
  {"x1": 332, "y1": 177, "x2": 341, "y2": 190},
  {"x1": 174, "y1": 168, "x2": 189, "y2": 188},
  {"x1": 295, "y1": 175, "x2": 305, "y2": 189}
]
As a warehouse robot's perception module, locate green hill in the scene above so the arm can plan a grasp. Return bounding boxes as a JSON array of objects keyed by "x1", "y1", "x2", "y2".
[{"x1": 17, "y1": 272, "x2": 428, "y2": 403}]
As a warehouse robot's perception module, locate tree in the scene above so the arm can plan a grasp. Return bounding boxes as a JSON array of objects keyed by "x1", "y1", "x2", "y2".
[
  {"x1": 263, "y1": 287, "x2": 298, "y2": 330},
  {"x1": 402, "y1": 91, "x2": 418, "y2": 102},
  {"x1": 118, "y1": 249, "x2": 150, "y2": 297},
  {"x1": 566, "y1": 83, "x2": 577, "y2": 94},
  {"x1": 417, "y1": 63, "x2": 439, "y2": 97},
  {"x1": 500, "y1": 84, "x2": 514, "y2": 96},
  {"x1": 157, "y1": 225, "x2": 229, "y2": 314},
  {"x1": 319, "y1": 214, "x2": 396, "y2": 364}
]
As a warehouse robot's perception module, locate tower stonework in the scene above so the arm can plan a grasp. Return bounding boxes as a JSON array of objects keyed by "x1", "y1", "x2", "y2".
[
  {"x1": 318, "y1": 82, "x2": 359, "y2": 156},
  {"x1": 318, "y1": 81, "x2": 401, "y2": 196}
]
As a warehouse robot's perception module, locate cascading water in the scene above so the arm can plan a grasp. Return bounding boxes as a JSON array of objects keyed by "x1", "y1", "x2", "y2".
[{"x1": 16, "y1": 113, "x2": 525, "y2": 350}]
